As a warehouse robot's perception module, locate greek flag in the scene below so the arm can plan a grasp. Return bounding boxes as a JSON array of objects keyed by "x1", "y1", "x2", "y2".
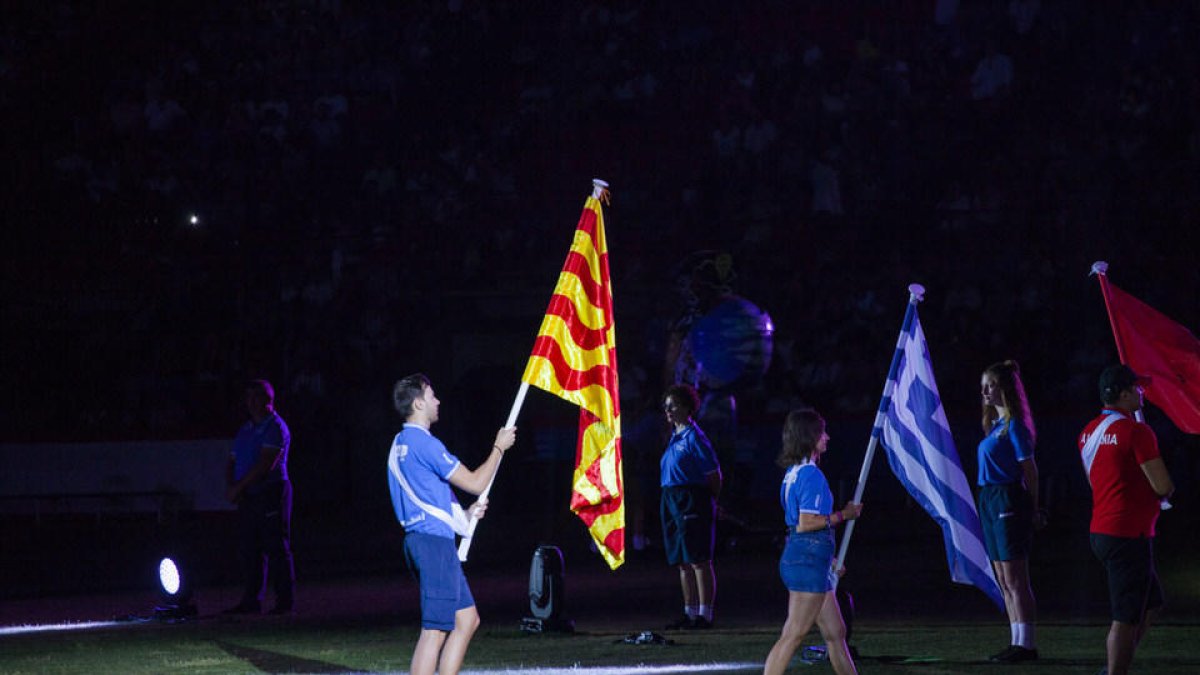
[{"x1": 876, "y1": 303, "x2": 1004, "y2": 609}]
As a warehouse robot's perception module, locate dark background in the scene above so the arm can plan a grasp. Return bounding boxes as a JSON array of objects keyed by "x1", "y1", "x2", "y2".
[{"x1": 1, "y1": 1, "x2": 1197, "y2": 602}]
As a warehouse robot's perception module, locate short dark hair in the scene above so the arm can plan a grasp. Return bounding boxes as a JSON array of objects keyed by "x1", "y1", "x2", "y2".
[
  {"x1": 663, "y1": 383, "x2": 701, "y2": 415},
  {"x1": 246, "y1": 379, "x2": 275, "y2": 403},
  {"x1": 393, "y1": 373, "x2": 431, "y2": 418},
  {"x1": 777, "y1": 408, "x2": 824, "y2": 468},
  {"x1": 1098, "y1": 364, "x2": 1146, "y2": 405}
]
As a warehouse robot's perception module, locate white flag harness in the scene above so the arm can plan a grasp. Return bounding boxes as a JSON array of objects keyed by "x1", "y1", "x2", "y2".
[
  {"x1": 1080, "y1": 411, "x2": 1126, "y2": 483},
  {"x1": 388, "y1": 439, "x2": 471, "y2": 536}
]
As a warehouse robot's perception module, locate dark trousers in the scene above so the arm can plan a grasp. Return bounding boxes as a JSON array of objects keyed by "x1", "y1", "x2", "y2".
[{"x1": 237, "y1": 480, "x2": 295, "y2": 607}]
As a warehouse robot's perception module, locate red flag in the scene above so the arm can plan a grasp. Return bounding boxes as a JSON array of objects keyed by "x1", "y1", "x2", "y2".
[
  {"x1": 1099, "y1": 275, "x2": 1200, "y2": 433},
  {"x1": 521, "y1": 182, "x2": 624, "y2": 568}
]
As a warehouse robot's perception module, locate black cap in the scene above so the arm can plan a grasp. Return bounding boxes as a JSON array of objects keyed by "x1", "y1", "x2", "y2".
[{"x1": 1098, "y1": 364, "x2": 1149, "y2": 403}]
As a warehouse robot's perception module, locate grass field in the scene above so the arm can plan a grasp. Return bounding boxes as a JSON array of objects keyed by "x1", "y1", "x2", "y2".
[
  {"x1": 4, "y1": 550, "x2": 1198, "y2": 675},
  {"x1": 2, "y1": 615, "x2": 1199, "y2": 674},
  {"x1": 4, "y1": 506, "x2": 1196, "y2": 674}
]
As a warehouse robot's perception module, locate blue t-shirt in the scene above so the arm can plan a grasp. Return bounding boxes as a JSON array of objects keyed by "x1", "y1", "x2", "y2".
[
  {"x1": 781, "y1": 460, "x2": 833, "y2": 528},
  {"x1": 660, "y1": 424, "x2": 720, "y2": 488},
  {"x1": 977, "y1": 418, "x2": 1034, "y2": 486},
  {"x1": 387, "y1": 424, "x2": 463, "y2": 539},
  {"x1": 231, "y1": 411, "x2": 290, "y2": 486}
]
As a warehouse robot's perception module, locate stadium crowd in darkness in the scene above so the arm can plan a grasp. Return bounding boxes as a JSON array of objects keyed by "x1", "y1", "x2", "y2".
[{"x1": 4, "y1": 2, "x2": 1198, "y2": 498}]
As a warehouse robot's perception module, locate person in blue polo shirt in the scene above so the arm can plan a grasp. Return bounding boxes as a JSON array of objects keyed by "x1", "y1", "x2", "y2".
[
  {"x1": 764, "y1": 408, "x2": 861, "y2": 675},
  {"x1": 659, "y1": 383, "x2": 722, "y2": 630},
  {"x1": 224, "y1": 379, "x2": 295, "y2": 615},
  {"x1": 387, "y1": 373, "x2": 516, "y2": 675},
  {"x1": 977, "y1": 360, "x2": 1045, "y2": 663}
]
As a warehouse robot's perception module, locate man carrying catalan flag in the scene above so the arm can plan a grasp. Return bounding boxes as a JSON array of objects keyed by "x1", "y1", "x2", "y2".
[{"x1": 387, "y1": 373, "x2": 517, "y2": 675}]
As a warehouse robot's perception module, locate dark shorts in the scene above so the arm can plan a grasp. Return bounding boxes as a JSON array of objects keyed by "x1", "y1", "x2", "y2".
[
  {"x1": 1090, "y1": 533, "x2": 1163, "y2": 624},
  {"x1": 978, "y1": 483, "x2": 1033, "y2": 561},
  {"x1": 779, "y1": 529, "x2": 836, "y2": 593},
  {"x1": 660, "y1": 485, "x2": 716, "y2": 566},
  {"x1": 403, "y1": 532, "x2": 474, "y2": 631}
]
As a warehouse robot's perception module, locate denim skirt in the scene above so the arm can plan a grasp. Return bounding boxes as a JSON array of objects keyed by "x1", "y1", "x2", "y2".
[{"x1": 779, "y1": 528, "x2": 836, "y2": 593}]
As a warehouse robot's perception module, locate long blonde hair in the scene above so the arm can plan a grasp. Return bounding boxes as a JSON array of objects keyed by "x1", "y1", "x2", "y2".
[{"x1": 981, "y1": 360, "x2": 1036, "y2": 444}]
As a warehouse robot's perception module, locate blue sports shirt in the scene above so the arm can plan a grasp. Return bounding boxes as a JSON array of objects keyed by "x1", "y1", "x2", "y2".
[
  {"x1": 660, "y1": 424, "x2": 720, "y2": 488},
  {"x1": 976, "y1": 418, "x2": 1033, "y2": 486},
  {"x1": 781, "y1": 460, "x2": 833, "y2": 528},
  {"x1": 231, "y1": 411, "x2": 290, "y2": 485},
  {"x1": 387, "y1": 423, "x2": 463, "y2": 539}
]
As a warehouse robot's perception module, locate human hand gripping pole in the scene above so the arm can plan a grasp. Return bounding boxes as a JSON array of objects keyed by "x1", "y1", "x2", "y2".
[{"x1": 457, "y1": 382, "x2": 529, "y2": 561}]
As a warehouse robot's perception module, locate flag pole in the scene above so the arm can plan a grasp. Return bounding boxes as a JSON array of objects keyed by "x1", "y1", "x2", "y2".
[
  {"x1": 457, "y1": 384, "x2": 528, "y2": 562},
  {"x1": 834, "y1": 284, "x2": 925, "y2": 571},
  {"x1": 1090, "y1": 261, "x2": 1145, "y2": 424}
]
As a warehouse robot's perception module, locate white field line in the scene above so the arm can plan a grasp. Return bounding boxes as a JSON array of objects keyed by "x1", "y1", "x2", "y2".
[
  {"x1": 455, "y1": 664, "x2": 764, "y2": 675},
  {"x1": 0, "y1": 620, "x2": 123, "y2": 636}
]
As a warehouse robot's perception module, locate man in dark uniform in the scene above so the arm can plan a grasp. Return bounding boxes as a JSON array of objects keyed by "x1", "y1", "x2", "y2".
[{"x1": 224, "y1": 379, "x2": 296, "y2": 615}]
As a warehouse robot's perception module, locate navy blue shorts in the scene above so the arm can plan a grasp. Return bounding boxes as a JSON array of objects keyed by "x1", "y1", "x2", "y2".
[
  {"x1": 403, "y1": 532, "x2": 474, "y2": 631},
  {"x1": 660, "y1": 485, "x2": 716, "y2": 566},
  {"x1": 779, "y1": 529, "x2": 836, "y2": 593},
  {"x1": 1091, "y1": 533, "x2": 1163, "y2": 624},
  {"x1": 978, "y1": 483, "x2": 1033, "y2": 561}
]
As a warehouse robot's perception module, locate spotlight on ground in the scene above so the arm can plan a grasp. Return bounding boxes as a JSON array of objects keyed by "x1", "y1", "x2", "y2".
[
  {"x1": 154, "y1": 557, "x2": 198, "y2": 621},
  {"x1": 520, "y1": 545, "x2": 574, "y2": 633}
]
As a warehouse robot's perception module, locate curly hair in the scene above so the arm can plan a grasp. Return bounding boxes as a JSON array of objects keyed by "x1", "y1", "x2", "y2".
[{"x1": 663, "y1": 383, "x2": 701, "y2": 416}]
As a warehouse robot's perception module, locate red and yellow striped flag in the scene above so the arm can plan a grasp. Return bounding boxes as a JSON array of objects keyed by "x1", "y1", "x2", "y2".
[{"x1": 521, "y1": 183, "x2": 624, "y2": 569}]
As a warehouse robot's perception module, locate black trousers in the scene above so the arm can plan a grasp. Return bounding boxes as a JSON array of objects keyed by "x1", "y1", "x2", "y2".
[{"x1": 237, "y1": 480, "x2": 295, "y2": 606}]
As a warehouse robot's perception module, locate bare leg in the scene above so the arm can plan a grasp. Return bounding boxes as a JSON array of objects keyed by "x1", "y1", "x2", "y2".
[
  {"x1": 1133, "y1": 607, "x2": 1157, "y2": 647},
  {"x1": 992, "y1": 561, "x2": 1018, "y2": 629},
  {"x1": 679, "y1": 565, "x2": 699, "y2": 612},
  {"x1": 1106, "y1": 621, "x2": 1137, "y2": 675},
  {"x1": 816, "y1": 592, "x2": 858, "y2": 675},
  {"x1": 764, "y1": 590, "x2": 825, "y2": 675},
  {"x1": 995, "y1": 559, "x2": 1036, "y2": 625},
  {"x1": 437, "y1": 606, "x2": 481, "y2": 675},
  {"x1": 694, "y1": 561, "x2": 716, "y2": 614},
  {"x1": 411, "y1": 629, "x2": 448, "y2": 675}
]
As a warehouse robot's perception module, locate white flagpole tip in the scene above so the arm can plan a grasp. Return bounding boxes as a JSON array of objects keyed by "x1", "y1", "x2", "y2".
[
  {"x1": 1090, "y1": 261, "x2": 1109, "y2": 276},
  {"x1": 591, "y1": 179, "x2": 611, "y2": 203},
  {"x1": 907, "y1": 283, "x2": 926, "y2": 303}
]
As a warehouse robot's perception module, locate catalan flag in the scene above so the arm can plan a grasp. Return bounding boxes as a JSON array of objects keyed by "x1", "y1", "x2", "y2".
[{"x1": 522, "y1": 180, "x2": 624, "y2": 569}]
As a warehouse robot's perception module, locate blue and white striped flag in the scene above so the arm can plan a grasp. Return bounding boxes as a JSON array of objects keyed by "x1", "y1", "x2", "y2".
[{"x1": 876, "y1": 303, "x2": 1003, "y2": 609}]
